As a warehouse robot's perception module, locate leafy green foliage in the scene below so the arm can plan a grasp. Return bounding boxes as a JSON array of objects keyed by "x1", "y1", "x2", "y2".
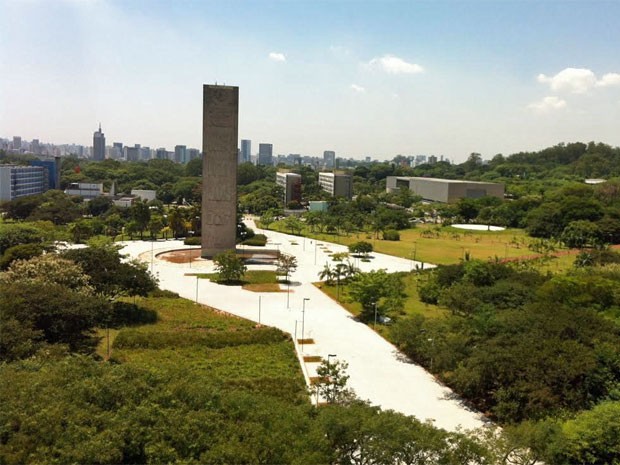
[
  {"x1": 382, "y1": 229, "x2": 400, "y2": 241},
  {"x1": 0, "y1": 281, "x2": 109, "y2": 361},
  {"x1": 276, "y1": 253, "x2": 298, "y2": 282},
  {"x1": 392, "y1": 261, "x2": 620, "y2": 423},
  {"x1": 348, "y1": 270, "x2": 406, "y2": 322},
  {"x1": 213, "y1": 250, "x2": 246, "y2": 283},
  {"x1": 62, "y1": 246, "x2": 157, "y2": 299},
  {"x1": 348, "y1": 240, "x2": 373, "y2": 256}
]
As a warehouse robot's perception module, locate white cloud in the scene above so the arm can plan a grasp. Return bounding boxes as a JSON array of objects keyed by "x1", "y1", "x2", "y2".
[
  {"x1": 350, "y1": 84, "x2": 365, "y2": 93},
  {"x1": 528, "y1": 96, "x2": 567, "y2": 112},
  {"x1": 268, "y1": 52, "x2": 286, "y2": 62},
  {"x1": 596, "y1": 72, "x2": 620, "y2": 88},
  {"x1": 537, "y1": 68, "x2": 620, "y2": 93},
  {"x1": 367, "y1": 54, "x2": 424, "y2": 74}
]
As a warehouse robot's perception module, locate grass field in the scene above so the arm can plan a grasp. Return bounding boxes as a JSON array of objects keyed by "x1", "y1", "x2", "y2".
[
  {"x1": 268, "y1": 222, "x2": 538, "y2": 265},
  {"x1": 97, "y1": 296, "x2": 307, "y2": 402}
]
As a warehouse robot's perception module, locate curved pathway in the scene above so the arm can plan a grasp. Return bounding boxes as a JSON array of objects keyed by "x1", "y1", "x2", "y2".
[{"x1": 120, "y1": 223, "x2": 486, "y2": 432}]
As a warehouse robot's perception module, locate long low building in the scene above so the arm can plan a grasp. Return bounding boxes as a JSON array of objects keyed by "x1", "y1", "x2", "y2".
[{"x1": 386, "y1": 176, "x2": 504, "y2": 203}]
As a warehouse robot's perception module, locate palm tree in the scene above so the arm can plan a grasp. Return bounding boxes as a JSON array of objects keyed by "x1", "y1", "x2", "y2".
[{"x1": 318, "y1": 263, "x2": 335, "y2": 285}]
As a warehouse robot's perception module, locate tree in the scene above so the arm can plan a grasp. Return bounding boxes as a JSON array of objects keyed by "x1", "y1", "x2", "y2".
[
  {"x1": 283, "y1": 215, "x2": 303, "y2": 235},
  {"x1": 62, "y1": 246, "x2": 156, "y2": 300},
  {"x1": 0, "y1": 243, "x2": 47, "y2": 270},
  {"x1": 0, "y1": 281, "x2": 109, "y2": 360},
  {"x1": 213, "y1": 250, "x2": 247, "y2": 283},
  {"x1": 556, "y1": 401, "x2": 620, "y2": 464},
  {"x1": 349, "y1": 241, "x2": 373, "y2": 256},
  {"x1": 318, "y1": 263, "x2": 335, "y2": 285},
  {"x1": 561, "y1": 220, "x2": 602, "y2": 248},
  {"x1": 69, "y1": 219, "x2": 94, "y2": 243},
  {"x1": 312, "y1": 359, "x2": 355, "y2": 404},
  {"x1": 0, "y1": 253, "x2": 94, "y2": 295},
  {"x1": 148, "y1": 215, "x2": 165, "y2": 239},
  {"x1": 348, "y1": 270, "x2": 406, "y2": 322},
  {"x1": 167, "y1": 207, "x2": 186, "y2": 238},
  {"x1": 131, "y1": 200, "x2": 151, "y2": 239},
  {"x1": 276, "y1": 253, "x2": 298, "y2": 283},
  {"x1": 86, "y1": 195, "x2": 113, "y2": 216}
]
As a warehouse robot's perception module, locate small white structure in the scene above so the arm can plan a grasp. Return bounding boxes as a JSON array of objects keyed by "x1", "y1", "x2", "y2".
[
  {"x1": 113, "y1": 197, "x2": 136, "y2": 208},
  {"x1": 131, "y1": 189, "x2": 157, "y2": 202},
  {"x1": 64, "y1": 182, "x2": 103, "y2": 200}
]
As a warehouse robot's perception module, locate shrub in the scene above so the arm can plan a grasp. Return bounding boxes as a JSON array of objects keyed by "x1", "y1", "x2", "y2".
[
  {"x1": 114, "y1": 326, "x2": 287, "y2": 349},
  {"x1": 242, "y1": 234, "x2": 267, "y2": 246},
  {"x1": 382, "y1": 230, "x2": 400, "y2": 241},
  {"x1": 184, "y1": 237, "x2": 201, "y2": 246}
]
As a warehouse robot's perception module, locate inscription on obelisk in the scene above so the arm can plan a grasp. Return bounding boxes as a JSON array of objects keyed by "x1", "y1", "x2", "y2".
[{"x1": 201, "y1": 85, "x2": 239, "y2": 257}]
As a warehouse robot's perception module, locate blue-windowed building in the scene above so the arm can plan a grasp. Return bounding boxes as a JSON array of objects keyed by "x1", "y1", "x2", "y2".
[{"x1": 0, "y1": 165, "x2": 48, "y2": 202}]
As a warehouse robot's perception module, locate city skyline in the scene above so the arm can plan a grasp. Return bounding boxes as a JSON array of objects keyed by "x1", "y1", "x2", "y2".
[{"x1": 1, "y1": 1, "x2": 619, "y2": 163}]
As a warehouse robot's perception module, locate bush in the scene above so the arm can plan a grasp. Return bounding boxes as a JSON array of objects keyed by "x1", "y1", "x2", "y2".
[
  {"x1": 114, "y1": 326, "x2": 287, "y2": 349},
  {"x1": 184, "y1": 237, "x2": 201, "y2": 246},
  {"x1": 382, "y1": 230, "x2": 400, "y2": 241},
  {"x1": 242, "y1": 234, "x2": 267, "y2": 246}
]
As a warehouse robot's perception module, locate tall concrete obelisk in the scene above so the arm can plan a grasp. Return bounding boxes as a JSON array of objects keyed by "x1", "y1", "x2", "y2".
[{"x1": 201, "y1": 84, "x2": 239, "y2": 258}]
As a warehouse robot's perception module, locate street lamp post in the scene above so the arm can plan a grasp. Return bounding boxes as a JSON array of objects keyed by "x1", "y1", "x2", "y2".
[
  {"x1": 301, "y1": 298, "x2": 310, "y2": 351},
  {"x1": 195, "y1": 275, "x2": 199, "y2": 303},
  {"x1": 151, "y1": 239, "x2": 154, "y2": 273},
  {"x1": 314, "y1": 241, "x2": 318, "y2": 265},
  {"x1": 258, "y1": 295, "x2": 262, "y2": 324}
]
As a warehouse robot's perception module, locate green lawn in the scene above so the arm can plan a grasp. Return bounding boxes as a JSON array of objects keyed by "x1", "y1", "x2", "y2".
[{"x1": 267, "y1": 222, "x2": 537, "y2": 265}]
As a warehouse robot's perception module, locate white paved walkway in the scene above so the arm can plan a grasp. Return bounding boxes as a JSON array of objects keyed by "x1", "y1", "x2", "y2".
[{"x1": 120, "y1": 223, "x2": 486, "y2": 432}]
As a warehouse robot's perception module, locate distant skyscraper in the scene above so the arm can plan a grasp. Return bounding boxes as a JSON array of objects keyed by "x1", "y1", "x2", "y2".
[
  {"x1": 258, "y1": 143, "x2": 273, "y2": 166},
  {"x1": 175, "y1": 145, "x2": 187, "y2": 163},
  {"x1": 240, "y1": 139, "x2": 251, "y2": 164},
  {"x1": 112, "y1": 142, "x2": 123, "y2": 159},
  {"x1": 155, "y1": 148, "x2": 168, "y2": 160},
  {"x1": 323, "y1": 150, "x2": 336, "y2": 168},
  {"x1": 125, "y1": 146, "x2": 139, "y2": 161},
  {"x1": 93, "y1": 124, "x2": 105, "y2": 160},
  {"x1": 12, "y1": 136, "x2": 22, "y2": 151},
  {"x1": 31, "y1": 139, "x2": 40, "y2": 155},
  {"x1": 188, "y1": 148, "x2": 200, "y2": 161}
]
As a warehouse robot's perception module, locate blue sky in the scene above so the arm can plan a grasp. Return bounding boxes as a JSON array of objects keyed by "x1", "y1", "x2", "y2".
[{"x1": 1, "y1": 0, "x2": 619, "y2": 162}]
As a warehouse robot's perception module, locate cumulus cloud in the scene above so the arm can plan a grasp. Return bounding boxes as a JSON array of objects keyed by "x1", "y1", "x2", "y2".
[
  {"x1": 528, "y1": 96, "x2": 567, "y2": 112},
  {"x1": 367, "y1": 55, "x2": 424, "y2": 74},
  {"x1": 596, "y1": 72, "x2": 620, "y2": 88},
  {"x1": 538, "y1": 68, "x2": 620, "y2": 93},
  {"x1": 268, "y1": 52, "x2": 286, "y2": 62},
  {"x1": 350, "y1": 84, "x2": 366, "y2": 93}
]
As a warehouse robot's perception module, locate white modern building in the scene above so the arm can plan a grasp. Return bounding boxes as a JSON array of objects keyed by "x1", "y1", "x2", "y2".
[{"x1": 386, "y1": 177, "x2": 504, "y2": 203}]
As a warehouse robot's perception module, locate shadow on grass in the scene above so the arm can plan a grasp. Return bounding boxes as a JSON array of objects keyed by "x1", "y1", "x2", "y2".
[{"x1": 109, "y1": 301, "x2": 158, "y2": 328}]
